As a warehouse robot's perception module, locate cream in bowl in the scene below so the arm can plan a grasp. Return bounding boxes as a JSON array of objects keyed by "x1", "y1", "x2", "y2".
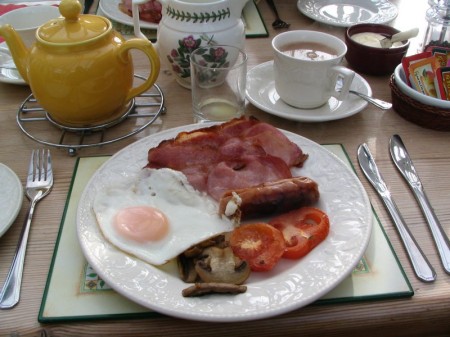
[
  {"x1": 351, "y1": 32, "x2": 404, "y2": 48},
  {"x1": 345, "y1": 24, "x2": 410, "y2": 76}
]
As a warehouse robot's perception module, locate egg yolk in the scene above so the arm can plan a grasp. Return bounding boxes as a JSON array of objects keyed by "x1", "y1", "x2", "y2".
[{"x1": 114, "y1": 206, "x2": 169, "y2": 243}]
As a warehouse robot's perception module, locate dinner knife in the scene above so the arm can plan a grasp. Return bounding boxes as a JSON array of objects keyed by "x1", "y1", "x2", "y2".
[
  {"x1": 357, "y1": 143, "x2": 436, "y2": 282},
  {"x1": 390, "y1": 134, "x2": 450, "y2": 274}
]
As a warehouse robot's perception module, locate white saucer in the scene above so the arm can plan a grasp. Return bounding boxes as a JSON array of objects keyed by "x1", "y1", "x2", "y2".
[
  {"x1": 246, "y1": 61, "x2": 371, "y2": 122},
  {"x1": 0, "y1": 163, "x2": 23, "y2": 238},
  {"x1": 0, "y1": 43, "x2": 27, "y2": 86},
  {"x1": 99, "y1": 0, "x2": 158, "y2": 30},
  {"x1": 297, "y1": 0, "x2": 398, "y2": 28}
]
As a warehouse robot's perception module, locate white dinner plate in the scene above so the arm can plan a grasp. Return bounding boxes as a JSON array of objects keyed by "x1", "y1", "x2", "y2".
[
  {"x1": 297, "y1": 0, "x2": 398, "y2": 28},
  {"x1": 99, "y1": 0, "x2": 158, "y2": 30},
  {"x1": 246, "y1": 61, "x2": 371, "y2": 122},
  {"x1": 77, "y1": 123, "x2": 372, "y2": 322},
  {"x1": 0, "y1": 163, "x2": 23, "y2": 237},
  {"x1": 0, "y1": 43, "x2": 27, "y2": 86}
]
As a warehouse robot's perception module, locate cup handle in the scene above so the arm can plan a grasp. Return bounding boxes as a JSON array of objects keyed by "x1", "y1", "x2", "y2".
[
  {"x1": 118, "y1": 39, "x2": 161, "y2": 102},
  {"x1": 131, "y1": 0, "x2": 148, "y2": 40},
  {"x1": 330, "y1": 66, "x2": 355, "y2": 101}
]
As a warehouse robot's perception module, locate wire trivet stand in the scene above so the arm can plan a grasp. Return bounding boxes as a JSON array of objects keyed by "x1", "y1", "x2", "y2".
[{"x1": 16, "y1": 75, "x2": 165, "y2": 156}]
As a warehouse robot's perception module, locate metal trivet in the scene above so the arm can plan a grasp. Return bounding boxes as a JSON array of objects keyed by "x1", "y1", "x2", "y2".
[{"x1": 16, "y1": 75, "x2": 165, "y2": 156}]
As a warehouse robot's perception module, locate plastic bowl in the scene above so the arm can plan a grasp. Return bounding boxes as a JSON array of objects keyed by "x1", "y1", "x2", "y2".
[{"x1": 345, "y1": 24, "x2": 409, "y2": 76}]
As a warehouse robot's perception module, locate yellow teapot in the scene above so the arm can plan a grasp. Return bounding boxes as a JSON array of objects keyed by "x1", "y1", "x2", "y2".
[{"x1": 0, "y1": 0, "x2": 160, "y2": 127}]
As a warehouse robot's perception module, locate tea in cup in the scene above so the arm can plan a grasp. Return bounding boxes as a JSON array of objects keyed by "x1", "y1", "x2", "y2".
[{"x1": 272, "y1": 30, "x2": 355, "y2": 109}]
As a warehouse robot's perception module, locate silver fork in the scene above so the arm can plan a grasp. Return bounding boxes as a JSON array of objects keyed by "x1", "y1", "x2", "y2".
[
  {"x1": 0, "y1": 149, "x2": 53, "y2": 309},
  {"x1": 266, "y1": 0, "x2": 290, "y2": 29}
]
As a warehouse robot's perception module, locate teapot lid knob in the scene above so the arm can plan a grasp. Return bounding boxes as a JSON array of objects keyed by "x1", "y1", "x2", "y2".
[{"x1": 59, "y1": 0, "x2": 82, "y2": 21}]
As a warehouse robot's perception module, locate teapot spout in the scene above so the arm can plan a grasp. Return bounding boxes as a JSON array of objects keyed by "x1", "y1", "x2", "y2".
[
  {"x1": 230, "y1": 0, "x2": 250, "y2": 19},
  {"x1": 0, "y1": 24, "x2": 30, "y2": 83}
]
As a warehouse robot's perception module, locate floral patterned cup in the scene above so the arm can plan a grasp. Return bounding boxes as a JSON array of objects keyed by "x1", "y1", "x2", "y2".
[{"x1": 190, "y1": 45, "x2": 247, "y2": 123}]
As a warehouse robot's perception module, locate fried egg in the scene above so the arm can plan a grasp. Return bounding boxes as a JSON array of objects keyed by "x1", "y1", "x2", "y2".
[{"x1": 93, "y1": 168, "x2": 234, "y2": 265}]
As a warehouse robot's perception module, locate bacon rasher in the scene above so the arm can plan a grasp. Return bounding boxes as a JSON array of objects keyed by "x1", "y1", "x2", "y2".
[{"x1": 146, "y1": 117, "x2": 308, "y2": 200}]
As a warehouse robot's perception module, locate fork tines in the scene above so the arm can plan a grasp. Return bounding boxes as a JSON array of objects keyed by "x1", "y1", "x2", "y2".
[{"x1": 30, "y1": 149, "x2": 52, "y2": 182}]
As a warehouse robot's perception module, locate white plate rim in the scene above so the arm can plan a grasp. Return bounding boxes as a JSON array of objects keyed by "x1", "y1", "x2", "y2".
[
  {"x1": 246, "y1": 60, "x2": 371, "y2": 122},
  {"x1": 99, "y1": 0, "x2": 158, "y2": 30},
  {"x1": 0, "y1": 163, "x2": 23, "y2": 237},
  {"x1": 297, "y1": 0, "x2": 398, "y2": 28},
  {"x1": 76, "y1": 123, "x2": 373, "y2": 322},
  {"x1": 0, "y1": 43, "x2": 27, "y2": 86}
]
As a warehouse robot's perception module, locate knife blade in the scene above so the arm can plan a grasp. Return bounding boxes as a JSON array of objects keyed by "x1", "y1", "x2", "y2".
[
  {"x1": 357, "y1": 143, "x2": 436, "y2": 282},
  {"x1": 390, "y1": 134, "x2": 450, "y2": 274}
]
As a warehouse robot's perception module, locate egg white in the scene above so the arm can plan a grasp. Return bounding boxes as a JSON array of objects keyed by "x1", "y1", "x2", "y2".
[{"x1": 93, "y1": 168, "x2": 234, "y2": 265}]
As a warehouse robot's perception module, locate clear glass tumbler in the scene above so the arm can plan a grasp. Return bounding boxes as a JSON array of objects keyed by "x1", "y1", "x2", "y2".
[{"x1": 190, "y1": 45, "x2": 247, "y2": 123}]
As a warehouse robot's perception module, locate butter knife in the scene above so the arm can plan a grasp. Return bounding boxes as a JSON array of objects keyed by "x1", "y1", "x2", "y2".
[
  {"x1": 357, "y1": 143, "x2": 436, "y2": 282},
  {"x1": 390, "y1": 134, "x2": 450, "y2": 274}
]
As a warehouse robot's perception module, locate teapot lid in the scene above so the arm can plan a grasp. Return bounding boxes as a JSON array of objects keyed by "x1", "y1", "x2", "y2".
[{"x1": 37, "y1": 0, "x2": 111, "y2": 44}]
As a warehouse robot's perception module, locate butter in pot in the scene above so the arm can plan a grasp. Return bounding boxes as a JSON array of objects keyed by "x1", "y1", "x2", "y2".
[{"x1": 351, "y1": 32, "x2": 404, "y2": 48}]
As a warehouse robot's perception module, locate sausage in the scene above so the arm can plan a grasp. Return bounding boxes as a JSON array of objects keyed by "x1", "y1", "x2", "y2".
[{"x1": 218, "y1": 176, "x2": 320, "y2": 221}]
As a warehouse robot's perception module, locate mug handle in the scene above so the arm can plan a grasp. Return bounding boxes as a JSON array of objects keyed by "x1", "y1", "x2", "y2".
[
  {"x1": 118, "y1": 39, "x2": 161, "y2": 102},
  {"x1": 330, "y1": 66, "x2": 355, "y2": 101}
]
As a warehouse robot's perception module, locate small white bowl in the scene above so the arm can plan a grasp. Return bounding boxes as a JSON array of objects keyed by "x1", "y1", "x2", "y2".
[
  {"x1": 0, "y1": 5, "x2": 60, "y2": 47},
  {"x1": 393, "y1": 63, "x2": 450, "y2": 109}
]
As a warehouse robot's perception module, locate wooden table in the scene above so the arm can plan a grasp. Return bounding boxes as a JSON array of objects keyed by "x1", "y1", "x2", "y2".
[{"x1": 1, "y1": 1, "x2": 449, "y2": 336}]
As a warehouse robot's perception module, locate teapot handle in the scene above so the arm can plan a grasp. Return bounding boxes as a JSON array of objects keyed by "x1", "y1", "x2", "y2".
[{"x1": 118, "y1": 39, "x2": 161, "y2": 102}]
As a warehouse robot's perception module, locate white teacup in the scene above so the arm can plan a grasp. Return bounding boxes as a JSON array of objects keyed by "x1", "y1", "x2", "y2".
[
  {"x1": 272, "y1": 30, "x2": 355, "y2": 109},
  {"x1": 0, "y1": 5, "x2": 60, "y2": 49}
]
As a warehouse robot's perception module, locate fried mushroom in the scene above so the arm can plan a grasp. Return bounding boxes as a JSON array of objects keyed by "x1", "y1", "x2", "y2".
[
  {"x1": 177, "y1": 253, "x2": 198, "y2": 283},
  {"x1": 194, "y1": 246, "x2": 251, "y2": 285},
  {"x1": 177, "y1": 234, "x2": 233, "y2": 283},
  {"x1": 182, "y1": 283, "x2": 247, "y2": 297},
  {"x1": 177, "y1": 234, "x2": 250, "y2": 296}
]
